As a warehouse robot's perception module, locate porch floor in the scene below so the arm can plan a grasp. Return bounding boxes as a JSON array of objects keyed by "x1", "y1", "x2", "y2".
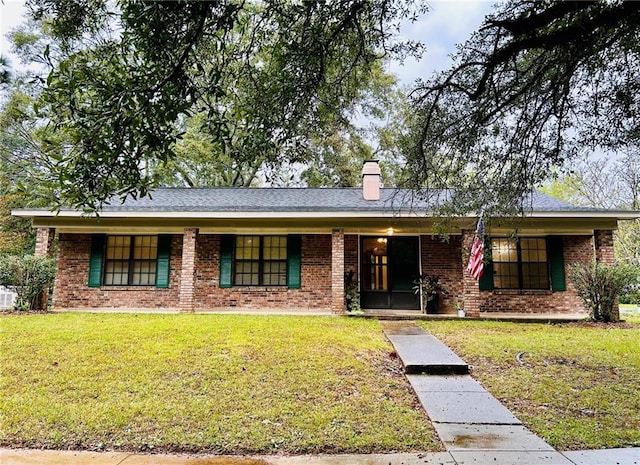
[
  {"x1": 55, "y1": 307, "x2": 588, "y2": 322},
  {"x1": 362, "y1": 309, "x2": 588, "y2": 323}
]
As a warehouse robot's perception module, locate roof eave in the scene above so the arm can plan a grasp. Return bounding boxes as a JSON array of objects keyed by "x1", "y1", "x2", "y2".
[{"x1": 12, "y1": 208, "x2": 640, "y2": 221}]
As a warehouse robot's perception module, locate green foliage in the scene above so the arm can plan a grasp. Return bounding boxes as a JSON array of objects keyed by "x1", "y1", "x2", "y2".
[
  {"x1": 0, "y1": 176, "x2": 35, "y2": 256},
  {"x1": 153, "y1": 64, "x2": 408, "y2": 189},
  {"x1": 28, "y1": 0, "x2": 423, "y2": 208},
  {"x1": 619, "y1": 293, "x2": 640, "y2": 305},
  {"x1": 0, "y1": 255, "x2": 56, "y2": 311},
  {"x1": 412, "y1": 274, "x2": 443, "y2": 302},
  {"x1": 569, "y1": 262, "x2": 639, "y2": 322},
  {"x1": 344, "y1": 271, "x2": 362, "y2": 314},
  {"x1": 0, "y1": 55, "x2": 11, "y2": 85},
  {"x1": 0, "y1": 88, "x2": 55, "y2": 255},
  {"x1": 541, "y1": 152, "x2": 640, "y2": 269}
]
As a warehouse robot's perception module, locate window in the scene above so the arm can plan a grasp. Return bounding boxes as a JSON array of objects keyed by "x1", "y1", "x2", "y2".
[
  {"x1": 491, "y1": 238, "x2": 549, "y2": 289},
  {"x1": 362, "y1": 237, "x2": 388, "y2": 291},
  {"x1": 104, "y1": 236, "x2": 158, "y2": 286},
  {"x1": 234, "y1": 236, "x2": 287, "y2": 286}
]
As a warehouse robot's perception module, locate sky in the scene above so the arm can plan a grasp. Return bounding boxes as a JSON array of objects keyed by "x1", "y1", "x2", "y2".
[{"x1": 0, "y1": 0, "x2": 497, "y2": 87}]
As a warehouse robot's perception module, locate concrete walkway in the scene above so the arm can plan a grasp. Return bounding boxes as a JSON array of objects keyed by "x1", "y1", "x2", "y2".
[
  {"x1": 1, "y1": 320, "x2": 638, "y2": 465},
  {"x1": 381, "y1": 320, "x2": 639, "y2": 465}
]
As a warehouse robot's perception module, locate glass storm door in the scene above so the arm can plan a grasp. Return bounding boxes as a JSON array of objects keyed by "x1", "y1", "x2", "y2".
[{"x1": 360, "y1": 236, "x2": 420, "y2": 310}]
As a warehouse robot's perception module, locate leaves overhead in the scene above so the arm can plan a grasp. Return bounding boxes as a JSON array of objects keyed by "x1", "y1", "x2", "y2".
[
  {"x1": 406, "y1": 0, "x2": 640, "y2": 216},
  {"x1": 28, "y1": 0, "x2": 423, "y2": 210},
  {"x1": 541, "y1": 150, "x2": 640, "y2": 268}
]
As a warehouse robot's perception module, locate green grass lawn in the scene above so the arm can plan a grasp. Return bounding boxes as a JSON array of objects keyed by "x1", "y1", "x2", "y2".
[
  {"x1": 0, "y1": 314, "x2": 439, "y2": 454},
  {"x1": 420, "y1": 318, "x2": 640, "y2": 451}
]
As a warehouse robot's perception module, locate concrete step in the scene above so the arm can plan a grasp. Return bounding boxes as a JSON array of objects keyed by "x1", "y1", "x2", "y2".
[{"x1": 381, "y1": 321, "x2": 469, "y2": 374}]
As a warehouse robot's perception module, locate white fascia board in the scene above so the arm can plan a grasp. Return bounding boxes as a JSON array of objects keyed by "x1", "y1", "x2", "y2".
[
  {"x1": 12, "y1": 208, "x2": 640, "y2": 221},
  {"x1": 13, "y1": 209, "x2": 419, "y2": 219},
  {"x1": 523, "y1": 210, "x2": 640, "y2": 220}
]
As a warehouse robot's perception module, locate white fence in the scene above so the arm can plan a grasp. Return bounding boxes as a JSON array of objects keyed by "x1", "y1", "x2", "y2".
[{"x1": 0, "y1": 286, "x2": 17, "y2": 310}]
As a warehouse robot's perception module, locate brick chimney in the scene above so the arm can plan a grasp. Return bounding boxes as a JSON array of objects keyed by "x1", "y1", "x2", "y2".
[{"x1": 362, "y1": 160, "x2": 381, "y2": 201}]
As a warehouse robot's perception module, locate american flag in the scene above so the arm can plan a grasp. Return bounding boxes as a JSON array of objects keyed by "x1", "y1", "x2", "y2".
[{"x1": 467, "y1": 216, "x2": 484, "y2": 280}]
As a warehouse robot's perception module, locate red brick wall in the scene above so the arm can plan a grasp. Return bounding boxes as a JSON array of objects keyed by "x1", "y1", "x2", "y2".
[
  {"x1": 474, "y1": 235, "x2": 593, "y2": 316},
  {"x1": 51, "y1": 230, "x2": 612, "y2": 317},
  {"x1": 34, "y1": 228, "x2": 55, "y2": 257},
  {"x1": 193, "y1": 234, "x2": 333, "y2": 311},
  {"x1": 344, "y1": 234, "x2": 359, "y2": 279},
  {"x1": 421, "y1": 235, "x2": 464, "y2": 313},
  {"x1": 179, "y1": 228, "x2": 198, "y2": 313},
  {"x1": 53, "y1": 233, "x2": 182, "y2": 310},
  {"x1": 595, "y1": 230, "x2": 615, "y2": 264},
  {"x1": 331, "y1": 229, "x2": 345, "y2": 314}
]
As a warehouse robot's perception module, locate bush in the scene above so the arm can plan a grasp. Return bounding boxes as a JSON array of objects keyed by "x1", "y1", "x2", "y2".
[
  {"x1": 569, "y1": 262, "x2": 638, "y2": 322},
  {"x1": 0, "y1": 255, "x2": 56, "y2": 311},
  {"x1": 619, "y1": 293, "x2": 640, "y2": 305},
  {"x1": 344, "y1": 270, "x2": 362, "y2": 314}
]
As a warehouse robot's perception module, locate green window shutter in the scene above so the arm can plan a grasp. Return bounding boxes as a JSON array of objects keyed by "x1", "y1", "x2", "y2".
[
  {"x1": 478, "y1": 239, "x2": 494, "y2": 291},
  {"x1": 287, "y1": 235, "x2": 302, "y2": 289},
  {"x1": 155, "y1": 235, "x2": 171, "y2": 288},
  {"x1": 219, "y1": 235, "x2": 234, "y2": 288},
  {"x1": 88, "y1": 234, "x2": 105, "y2": 287},
  {"x1": 548, "y1": 236, "x2": 566, "y2": 291}
]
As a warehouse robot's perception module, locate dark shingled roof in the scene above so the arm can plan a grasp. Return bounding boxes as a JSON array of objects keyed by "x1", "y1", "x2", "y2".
[{"x1": 94, "y1": 187, "x2": 594, "y2": 213}]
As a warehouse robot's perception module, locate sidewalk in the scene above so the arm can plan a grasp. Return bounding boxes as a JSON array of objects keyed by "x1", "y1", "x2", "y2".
[
  {"x1": 1, "y1": 447, "x2": 638, "y2": 465},
  {"x1": 1, "y1": 320, "x2": 638, "y2": 465},
  {"x1": 381, "y1": 320, "x2": 639, "y2": 465}
]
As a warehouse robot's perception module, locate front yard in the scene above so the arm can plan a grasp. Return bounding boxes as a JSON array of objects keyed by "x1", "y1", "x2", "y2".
[
  {"x1": 0, "y1": 314, "x2": 439, "y2": 454},
  {"x1": 2, "y1": 313, "x2": 638, "y2": 455},
  {"x1": 421, "y1": 317, "x2": 640, "y2": 450}
]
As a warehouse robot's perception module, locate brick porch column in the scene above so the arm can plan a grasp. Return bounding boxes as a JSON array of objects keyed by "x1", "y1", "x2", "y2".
[
  {"x1": 34, "y1": 227, "x2": 56, "y2": 310},
  {"x1": 179, "y1": 228, "x2": 198, "y2": 313},
  {"x1": 35, "y1": 227, "x2": 55, "y2": 257},
  {"x1": 594, "y1": 229, "x2": 619, "y2": 321},
  {"x1": 594, "y1": 230, "x2": 615, "y2": 264},
  {"x1": 461, "y1": 229, "x2": 481, "y2": 317},
  {"x1": 331, "y1": 228, "x2": 345, "y2": 314}
]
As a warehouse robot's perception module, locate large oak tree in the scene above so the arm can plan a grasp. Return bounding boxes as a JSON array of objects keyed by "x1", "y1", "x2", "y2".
[
  {"x1": 13, "y1": 0, "x2": 640, "y2": 215},
  {"x1": 406, "y1": 0, "x2": 640, "y2": 215},
  {"x1": 23, "y1": 0, "x2": 422, "y2": 209}
]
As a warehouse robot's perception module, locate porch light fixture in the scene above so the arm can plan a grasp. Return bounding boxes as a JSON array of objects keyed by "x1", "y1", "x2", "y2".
[{"x1": 387, "y1": 227, "x2": 395, "y2": 236}]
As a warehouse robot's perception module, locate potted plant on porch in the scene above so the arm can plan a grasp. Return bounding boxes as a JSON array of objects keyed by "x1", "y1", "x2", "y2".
[
  {"x1": 413, "y1": 274, "x2": 444, "y2": 314},
  {"x1": 344, "y1": 270, "x2": 363, "y2": 314}
]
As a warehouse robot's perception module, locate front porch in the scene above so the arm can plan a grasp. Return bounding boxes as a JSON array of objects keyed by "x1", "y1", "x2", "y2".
[{"x1": 361, "y1": 309, "x2": 588, "y2": 322}]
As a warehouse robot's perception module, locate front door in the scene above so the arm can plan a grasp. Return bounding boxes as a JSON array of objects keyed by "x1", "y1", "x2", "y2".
[{"x1": 360, "y1": 236, "x2": 420, "y2": 310}]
